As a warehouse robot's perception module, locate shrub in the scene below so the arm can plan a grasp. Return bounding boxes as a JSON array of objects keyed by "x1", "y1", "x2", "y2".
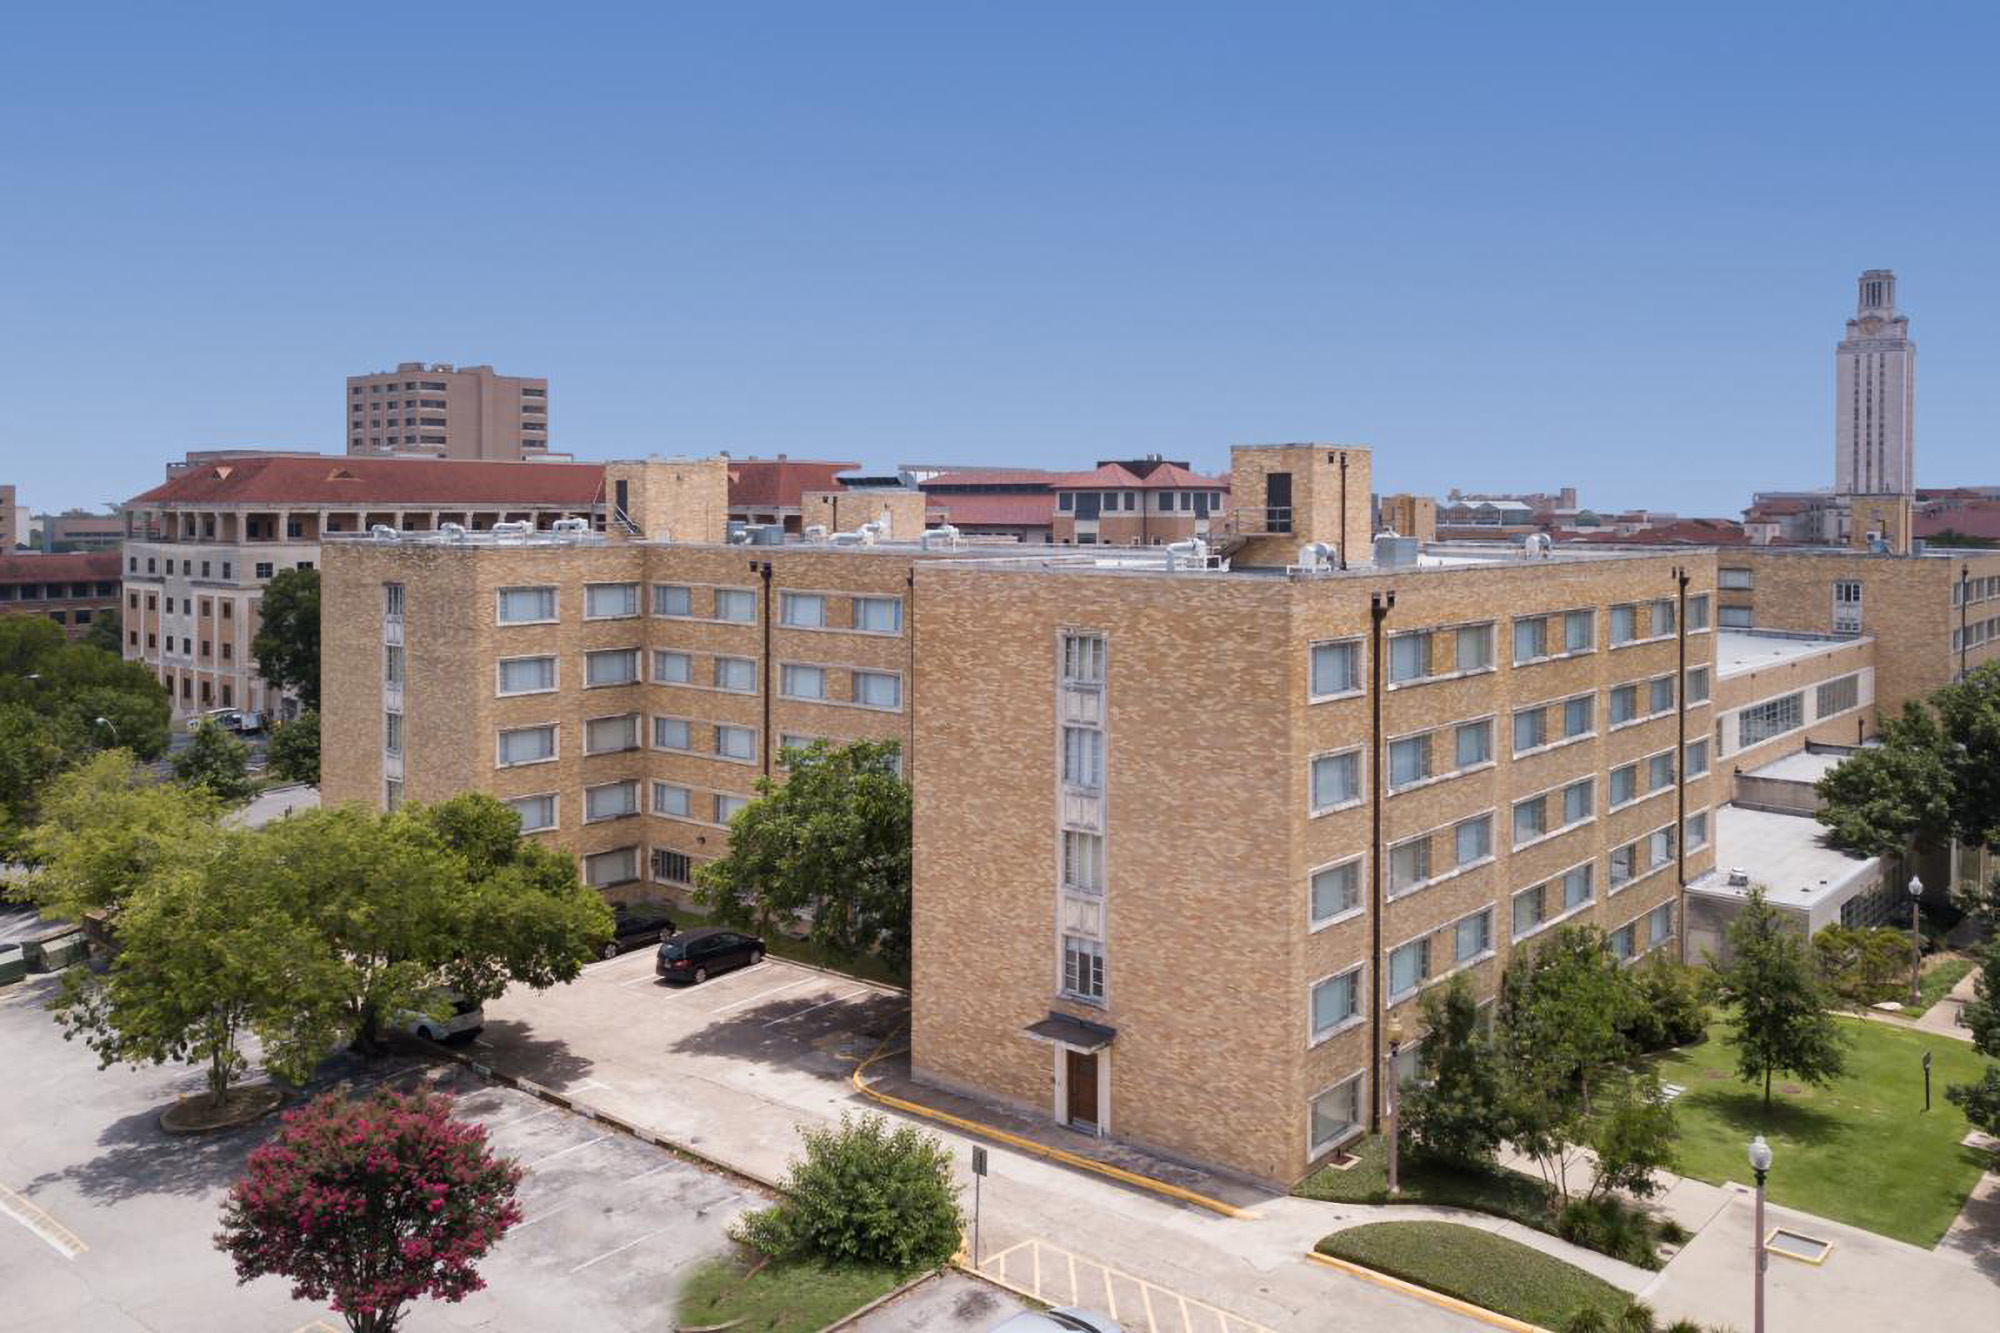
[
  {"x1": 735, "y1": 1113, "x2": 962, "y2": 1272},
  {"x1": 1562, "y1": 1310, "x2": 1611, "y2": 1333},
  {"x1": 1623, "y1": 954, "x2": 1710, "y2": 1051},
  {"x1": 1812, "y1": 925, "x2": 1912, "y2": 1006},
  {"x1": 1555, "y1": 1197, "x2": 1662, "y2": 1270}
]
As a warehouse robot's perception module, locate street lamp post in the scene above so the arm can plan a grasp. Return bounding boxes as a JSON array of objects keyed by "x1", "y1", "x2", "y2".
[
  {"x1": 1908, "y1": 875, "x2": 1924, "y2": 1007},
  {"x1": 1748, "y1": 1135, "x2": 1772, "y2": 1333},
  {"x1": 94, "y1": 715, "x2": 118, "y2": 743},
  {"x1": 1385, "y1": 1015, "x2": 1404, "y2": 1196}
]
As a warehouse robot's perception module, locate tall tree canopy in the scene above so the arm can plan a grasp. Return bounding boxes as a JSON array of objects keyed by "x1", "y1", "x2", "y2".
[
  {"x1": 264, "y1": 709, "x2": 320, "y2": 785},
  {"x1": 1715, "y1": 888, "x2": 1848, "y2": 1108},
  {"x1": 172, "y1": 719, "x2": 255, "y2": 805},
  {"x1": 21, "y1": 750, "x2": 221, "y2": 920},
  {"x1": 251, "y1": 565, "x2": 321, "y2": 711}
]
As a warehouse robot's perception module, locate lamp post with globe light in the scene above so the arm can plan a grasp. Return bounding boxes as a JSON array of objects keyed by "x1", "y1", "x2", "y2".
[
  {"x1": 1908, "y1": 875, "x2": 1924, "y2": 1006},
  {"x1": 1748, "y1": 1135, "x2": 1772, "y2": 1333}
]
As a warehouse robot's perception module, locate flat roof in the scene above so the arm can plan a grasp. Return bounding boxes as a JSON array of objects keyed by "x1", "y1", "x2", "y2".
[
  {"x1": 1714, "y1": 628, "x2": 1861, "y2": 678},
  {"x1": 1687, "y1": 804, "x2": 1878, "y2": 911},
  {"x1": 1743, "y1": 748, "x2": 1854, "y2": 785}
]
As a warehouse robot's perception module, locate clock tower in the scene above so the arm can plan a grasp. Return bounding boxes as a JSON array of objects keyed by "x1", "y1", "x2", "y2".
[{"x1": 1835, "y1": 269, "x2": 1915, "y2": 497}]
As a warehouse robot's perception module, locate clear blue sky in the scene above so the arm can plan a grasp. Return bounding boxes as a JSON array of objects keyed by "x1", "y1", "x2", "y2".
[{"x1": 5, "y1": 2, "x2": 1997, "y2": 516}]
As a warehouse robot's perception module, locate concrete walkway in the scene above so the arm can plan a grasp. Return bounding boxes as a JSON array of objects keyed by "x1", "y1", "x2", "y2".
[{"x1": 1913, "y1": 962, "x2": 1984, "y2": 1038}]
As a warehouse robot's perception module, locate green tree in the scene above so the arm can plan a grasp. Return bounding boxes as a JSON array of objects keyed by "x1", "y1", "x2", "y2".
[
  {"x1": 265, "y1": 709, "x2": 320, "y2": 785},
  {"x1": 1945, "y1": 1067, "x2": 2000, "y2": 1168},
  {"x1": 1622, "y1": 953, "x2": 1710, "y2": 1051},
  {"x1": 1715, "y1": 889, "x2": 1848, "y2": 1109},
  {"x1": 18, "y1": 750, "x2": 221, "y2": 921},
  {"x1": 172, "y1": 719, "x2": 254, "y2": 805},
  {"x1": 695, "y1": 740, "x2": 912, "y2": 971},
  {"x1": 735, "y1": 1112, "x2": 962, "y2": 1272},
  {"x1": 250, "y1": 565, "x2": 321, "y2": 711},
  {"x1": 1586, "y1": 1070, "x2": 1678, "y2": 1202},
  {"x1": 50, "y1": 825, "x2": 346, "y2": 1106},
  {"x1": 1959, "y1": 939, "x2": 2000, "y2": 1057},
  {"x1": 1814, "y1": 701, "x2": 1956, "y2": 858},
  {"x1": 82, "y1": 606, "x2": 122, "y2": 656},
  {"x1": 0, "y1": 705, "x2": 65, "y2": 858},
  {"x1": 1401, "y1": 973, "x2": 1507, "y2": 1170},
  {"x1": 1810, "y1": 925, "x2": 1914, "y2": 1007}
]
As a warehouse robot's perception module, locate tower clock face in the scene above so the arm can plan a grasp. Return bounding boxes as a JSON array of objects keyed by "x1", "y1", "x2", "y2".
[{"x1": 1859, "y1": 316, "x2": 1885, "y2": 336}]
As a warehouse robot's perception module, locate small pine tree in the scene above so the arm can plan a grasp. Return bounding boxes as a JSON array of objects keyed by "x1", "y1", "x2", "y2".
[{"x1": 1717, "y1": 889, "x2": 1848, "y2": 1109}]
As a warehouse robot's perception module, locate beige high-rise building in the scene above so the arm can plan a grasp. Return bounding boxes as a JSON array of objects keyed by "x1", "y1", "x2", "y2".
[
  {"x1": 0, "y1": 485, "x2": 28, "y2": 551},
  {"x1": 347, "y1": 363, "x2": 550, "y2": 461}
]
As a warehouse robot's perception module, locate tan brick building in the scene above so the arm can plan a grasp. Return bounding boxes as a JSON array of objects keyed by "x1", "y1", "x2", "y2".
[
  {"x1": 1050, "y1": 458, "x2": 1231, "y2": 546},
  {"x1": 0, "y1": 552, "x2": 121, "y2": 640},
  {"x1": 347, "y1": 363, "x2": 550, "y2": 460}
]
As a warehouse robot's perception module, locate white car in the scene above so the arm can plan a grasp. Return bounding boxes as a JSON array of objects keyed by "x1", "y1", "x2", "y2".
[
  {"x1": 394, "y1": 991, "x2": 485, "y2": 1043},
  {"x1": 989, "y1": 1311, "x2": 1121, "y2": 1333}
]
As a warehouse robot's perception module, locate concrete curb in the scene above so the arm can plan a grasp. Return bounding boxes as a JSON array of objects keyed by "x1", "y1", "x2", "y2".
[
  {"x1": 811, "y1": 1266, "x2": 941, "y2": 1332},
  {"x1": 1305, "y1": 1250, "x2": 1548, "y2": 1333}
]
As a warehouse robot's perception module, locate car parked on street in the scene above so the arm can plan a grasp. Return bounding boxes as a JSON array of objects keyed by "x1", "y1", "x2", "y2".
[
  {"x1": 655, "y1": 927, "x2": 764, "y2": 983},
  {"x1": 604, "y1": 901, "x2": 677, "y2": 959},
  {"x1": 988, "y1": 1310, "x2": 1122, "y2": 1333},
  {"x1": 393, "y1": 990, "x2": 484, "y2": 1043}
]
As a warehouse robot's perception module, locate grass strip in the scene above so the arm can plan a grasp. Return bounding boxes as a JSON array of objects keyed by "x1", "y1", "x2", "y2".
[
  {"x1": 1316, "y1": 1221, "x2": 1629, "y2": 1329},
  {"x1": 675, "y1": 1252, "x2": 904, "y2": 1333},
  {"x1": 1906, "y1": 957, "x2": 1975, "y2": 1017}
]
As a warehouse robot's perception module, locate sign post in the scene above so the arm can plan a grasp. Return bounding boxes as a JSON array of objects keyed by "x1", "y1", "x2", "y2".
[
  {"x1": 1923, "y1": 1050, "x2": 1932, "y2": 1112},
  {"x1": 970, "y1": 1145, "x2": 988, "y2": 1268}
]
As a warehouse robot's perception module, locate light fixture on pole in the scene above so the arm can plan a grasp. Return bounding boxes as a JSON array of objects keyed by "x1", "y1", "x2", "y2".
[
  {"x1": 1748, "y1": 1135, "x2": 1773, "y2": 1333},
  {"x1": 94, "y1": 715, "x2": 118, "y2": 742},
  {"x1": 1385, "y1": 1014, "x2": 1404, "y2": 1196},
  {"x1": 1907, "y1": 875, "x2": 1924, "y2": 1006}
]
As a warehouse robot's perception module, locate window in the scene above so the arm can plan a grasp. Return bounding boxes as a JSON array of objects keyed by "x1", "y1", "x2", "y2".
[
  {"x1": 1609, "y1": 922, "x2": 1638, "y2": 960},
  {"x1": 781, "y1": 592, "x2": 826, "y2": 627},
  {"x1": 1562, "y1": 778, "x2": 1593, "y2": 825},
  {"x1": 583, "y1": 847, "x2": 638, "y2": 888},
  {"x1": 1719, "y1": 606, "x2": 1754, "y2": 628},
  {"x1": 1562, "y1": 694, "x2": 1593, "y2": 738},
  {"x1": 1685, "y1": 666, "x2": 1711, "y2": 704},
  {"x1": 1609, "y1": 684, "x2": 1638, "y2": 725},
  {"x1": 385, "y1": 779, "x2": 402, "y2": 811},
  {"x1": 1454, "y1": 909, "x2": 1493, "y2": 963},
  {"x1": 585, "y1": 648, "x2": 640, "y2": 687},
  {"x1": 1310, "y1": 1076, "x2": 1363, "y2": 1154},
  {"x1": 1685, "y1": 810, "x2": 1710, "y2": 850},
  {"x1": 1388, "y1": 631, "x2": 1432, "y2": 684},
  {"x1": 1513, "y1": 707, "x2": 1546, "y2": 754},
  {"x1": 1388, "y1": 837, "x2": 1430, "y2": 895},
  {"x1": 855, "y1": 596, "x2": 902, "y2": 633},
  {"x1": 1685, "y1": 738, "x2": 1710, "y2": 776},
  {"x1": 1648, "y1": 751, "x2": 1675, "y2": 792},
  {"x1": 1649, "y1": 676, "x2": 1675, "y2": 714},
  {"x1": 1310, "y1": 640, "x2": 1361, "y2": 696},
  {"x1": 1063, "y1": 830, "x2": 1104, "y2": 894},
  {"x1": 1610, "y1": 764, "x2": 1638, "y2": 806},
  {"x1": 1454, "y1": 719, "x2": 1492, "y2": 769},
  {"x1": 781, "y1": 663, "x2": 826, "y2": 699},
  {"x1": 715, "y1": 724, "x2": 756, "y2": 761},
  {"x1": 583, "y1": 583, "x2": 639, "y2": 620},
  {"x1": 1512, "y1": 616, "x2": 1547, "y2": 663},
  {"x1": 652, "y1": 783, "x2": 691, "y2": 817},
  {"x1": 1514, "y1": 796, "x2": 1548, "y2": 845},
  {"x1": 1817, "y1": 674, "x2": 1859, "y2": 716},
  {"x1": 506, "y1": 794, "x2": 556, "y2": 833},
  {"x1": 1062, "y1": 632, "x2": 1105, "y2": 684},
  {"x1": 713, "y1": 656, "x2": 756, "y2": 693},
  {"x1": 715, "y1": 794, "x2": 748, "y2": 823},
  {"x1": 1557, "y1": 862, "x2": 1593, "y2": 909},
  {"x1": 1454, "y1": 814, "x2": 1492, "y2": 866},
  {"x1": 498, "y1": 586, "x2": 557, "y2": 623},
  {"x1": 714, "y1": 588, "x2": 756, "y2": 622},
  {"x1": 1311, "y1": 970, "x2": 1361, "y2": 1039},
  {"x1": 255, "y1": 562, "x2": 273, "y2": 580},
  {"x1": 1513, "y1": 884, "x2": 1547, "y2": 937},
  {"x1": 1610, "y1": 604, "x2": 1638, "y2": 645},
  {"x1": 653, "y1": 650, "x2": 691, "y2": 684},
  {"x1": 1610, "y1": 843, "x2": 1637, "y2": 888},
  {"x1": 854, "y1": 671, "x2": 901, "y2": 709},
  {"x1": 1063, "y1": 726, "x2": 1103, "y2": 790},
  {"x1": 498, "y1": 725, "x2": 556, "y2": 766},
  {"x1": 585, "y1": 781, "x2": 639, "y2": 822},
  {"x1": 1686, "y1": 594, "x2": 1709, "y2": 630},
  {"x1": 1311, "y1": 751, "x2": 1361, "y2": 811},
  {"x1": 1389, "y1": 734, "x2": 1431, "y2": 789},
  {"x1": 1647, "y1": 902, "x2": 1675, "y2": 947},
  {"x1": 1062, "y1": 936, "x2": 1106, "y2": 1000},
  {"x1": 585, "y1": 714, "x2": 639, "y2": 754},
  {"x1": 498, "y1": 656, "x2": 555, "y2": 694},
  {"x1": 384, "y1": 644, "x2": 404, "y2": 685},
  {"x1": 653, "y1": 717, "x2": 692, "y2": 751},
  {"x1": 1648, "y1": 826, "x2": 1676, "y2": 867},
  {"x1": 384, "y1": 712, "x2": 403, "y2": 755},
  {"x1": 1310, "y1": 859, "x2": 1360, "y2": 926},
  {"x1": 1738, "y1": 692, "x2": 1804, "y2": 746},
  {"x1": 1388, "y1": 938, "x2": 1430, "y2": 997},
  {"x1": 1719, "y1": 568, "x2": 1752, "y2": 590},
  {"x1": 1651, "y1": 599, "x2": 1676, "y2": 636},
  {"x1": 653, "y1": 584, "x2": 692, "y2": 616},
  {"x1": 1455, "y1": 623, "x2": 1494, "y2": 672}
]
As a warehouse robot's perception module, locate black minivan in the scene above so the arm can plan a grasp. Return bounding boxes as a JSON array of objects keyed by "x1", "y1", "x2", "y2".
[{"x1": 655, "y1": 927, "x2": 765, "y2": 984}]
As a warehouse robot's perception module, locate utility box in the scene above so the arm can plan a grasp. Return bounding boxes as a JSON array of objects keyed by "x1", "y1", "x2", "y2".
[
  {"x1": 0, "y1": 946, "x2": 25, "y2": 987},
  {"x1": 24, "y1": 932, "x2": 86, "y2": 972}
]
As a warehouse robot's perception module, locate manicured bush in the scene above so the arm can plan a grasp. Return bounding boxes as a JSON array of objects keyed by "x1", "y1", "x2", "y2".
[
  {"x1": 735, "y1": 1112, "x2": 962, "y2": 1272},
  {"x1": 1623, "y1": 954, "x2": 1710, "y2": 1051}
]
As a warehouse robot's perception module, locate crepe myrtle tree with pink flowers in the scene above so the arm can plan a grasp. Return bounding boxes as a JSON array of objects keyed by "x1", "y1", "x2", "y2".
[{"x1": 215, "y1": 1086, "x2": 523, "y2": 1333}]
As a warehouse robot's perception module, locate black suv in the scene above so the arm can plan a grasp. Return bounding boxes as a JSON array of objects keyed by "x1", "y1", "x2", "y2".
[
  {"x1": 604, "y1": 901, "x2": 677, "y2": 959},
  {"x1": 655, "y1": 927, "x2": 765, "y2": 984}
]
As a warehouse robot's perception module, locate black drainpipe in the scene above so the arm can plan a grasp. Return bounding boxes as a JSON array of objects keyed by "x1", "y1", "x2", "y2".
[
  {"x1": 1337, "y1": 452, "x2": 1350, "y2": 569},
  {"x1": 1674, "y1": 566, "x2": 1689, "y2": 965},
  {"x1": 755, "y1": 559, "x2": 774, "y2": 779},
  {"x1": 1962, "y1": 564, "x2": 1971, "y2": 683},
  {"x1": 905, "y1": 566, "x2": 917, "y2": 781},
  {"x1": 1368, "y1": 588, "x2": 1394, "y2": 1131}
]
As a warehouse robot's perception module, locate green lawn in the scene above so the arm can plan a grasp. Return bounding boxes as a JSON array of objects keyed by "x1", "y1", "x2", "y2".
[
  {"x1": 1316, "y1": 1222, "x2": 1631, "y2": 1329},
  {"x1": 1294, "y1": 1133, "x2": 1551, "y2": 1228},
  {"x1": 1907, "y1": 957, "x2": 1975, "y2": 1017},
  {"x1": 675, "y1": 1252, "x2": 905, "y2": 1332},
  {"x1": 1652, "y1": 1018, "x2": 1990, "y2": 1245}
]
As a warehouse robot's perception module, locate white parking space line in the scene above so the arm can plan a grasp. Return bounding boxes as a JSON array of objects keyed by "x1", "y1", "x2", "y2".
[
  {"x1": 0, "y1": 1183, "x2": 85, "y2": 1260},
  {"x1": 524, "y1": 1133, "x2": 609, "y2": 1169},
  {"x1": 622, "y1": 1161, "x2": 681, "y2": 1187},
  {"x1": 565, "y1": 1078, "x2": 609, "y2": 1094},
  {"x1": 708, "y1": 974, "x2": 820, "y2": 1014},
  {"x1": 568, "y1": 1225, "x2": 671, "y2": 1273},
  {"x1": 486, "y1": 1105, "x2": 558, "y2": 1133},
  {"x1": 761, "y1": 988, "x2": 871, "y2": 1027},
  {"x1": 514, "y1": 1199, "x2": 576, "y2": 1230}
]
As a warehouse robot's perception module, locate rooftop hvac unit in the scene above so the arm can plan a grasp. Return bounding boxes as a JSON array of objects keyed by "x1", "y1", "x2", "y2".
[
  {"x1": 1726, "y1": 868, "x2": 1751, "y2": 887},
  {"x1": 490, "y1": 520, "x2": 532, "y2": 538},
  {"x1": 1373, "y1": 534, "x2": 1420, "y2": 568},
  {"x1": 437, "y1": 522, "x2": 468, "y2": 540},
  {"x1": 748, "y1": 524, "x2": 784, "y2": 546},
  {"x1": 804, "y1": 524, "x2": 829, "y2": 541},
  {"x1": 369, "y1": 524, "x2": 401, "y2": 542},
  {"x1": 726, "y1": 520, "x2": 750, "y2": 545}
]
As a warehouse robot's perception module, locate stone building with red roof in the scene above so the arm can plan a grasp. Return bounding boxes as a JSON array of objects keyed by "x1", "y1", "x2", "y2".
[
  {"x1": 0, "y1": 552, "x2": 121, "y2": 640},
  {"x1": 1048, "y1": 457, "x2": 1230, "y2": 546}
]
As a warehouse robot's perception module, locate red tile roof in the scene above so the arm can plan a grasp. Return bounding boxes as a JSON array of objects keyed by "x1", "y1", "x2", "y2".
[
  {"x1": 1050, "y1": 462, "x2": 1228, "y2": 490},
  {"x1": 127, "y1": 455, "x2": 607, "y2": 508},
  {"x1": 0, "y1": 552, "x2": 123, "y2": 582},
  {"x1": 726, "y1": 459, "x2": 859, "y2": 508},
  {"x1": 920, "y1": 468, "x2": 1063, "y2": 489},
  {"x1": 1567, "y1": 518, "x2": 1757, "y2": 546},
  {"x1": 1916, "y1": 506, "x2": 2000, "y2": 541},
  {"x1": 929, "y1": 493, "x2": 1058, "y2": 527}
]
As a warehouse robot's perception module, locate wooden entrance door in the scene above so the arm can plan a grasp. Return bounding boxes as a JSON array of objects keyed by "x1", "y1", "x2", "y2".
[{"x1": 1066, "y1": 1049, "x2": 1098, "y2": 1129}]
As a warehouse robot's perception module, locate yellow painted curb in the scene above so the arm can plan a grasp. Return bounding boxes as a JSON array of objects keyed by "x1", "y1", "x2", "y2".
[
  {"x1": 851, "y1": 1036, "x2": 1256, "y2": 1220},
  {"x1": 1306, "y1": 1250, "x2": 1548, "y2": 1333}
]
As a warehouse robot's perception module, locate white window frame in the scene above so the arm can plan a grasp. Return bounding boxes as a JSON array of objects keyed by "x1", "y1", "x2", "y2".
[
  {"x1": 583, "y1": 779, "x2": 640, "y2": 823},
  {"x1": 1308, "y1": 1071, "x2": 1367, "y2": 1157},
  {"x1": 583, "y1": 712, "x2": 641, "y2": 756},
  {"x1": 505, "y1": 792, "x2": 558, "y2": 834},
  {"x1": 496, "y1": 585, "x2": 558, "y2": 625},
  {"x1": 1308, "y1": 855, "x2": 1364, "y2": 930},
  {"x1": 780, "y1": 591, "x2": 827, "y2": 628},
  {"x1": 714, "y1": 723, "x2": 757, "y2": 763},
  {"x1": 780, "y1": 662, "x2": 828, "y2": 701},
  {"x1": 1309, "y1": 965, "x2": 1365, "y2": 1044},
  {"x1": 496, "y1": 723, "x2": 558, "y2": 768},
  {"x1": 1308, "y1": 638, "x2": 1364, "y2": 700},
  {"x1": 853, "y1": 669, "x2": 903, "y2": 711},
  {"x1": 583, "y1": 582, "x2": 641, "y2": 621},
  {"x1": 495, "y1": 654, "x2": 558, "y2": 697},
  {"x1": 583, "y1": 647, "x2": 641, "y2": 688},
  {"x1": 854, "y1": 595, "x2": 903, "y2": 635}
]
